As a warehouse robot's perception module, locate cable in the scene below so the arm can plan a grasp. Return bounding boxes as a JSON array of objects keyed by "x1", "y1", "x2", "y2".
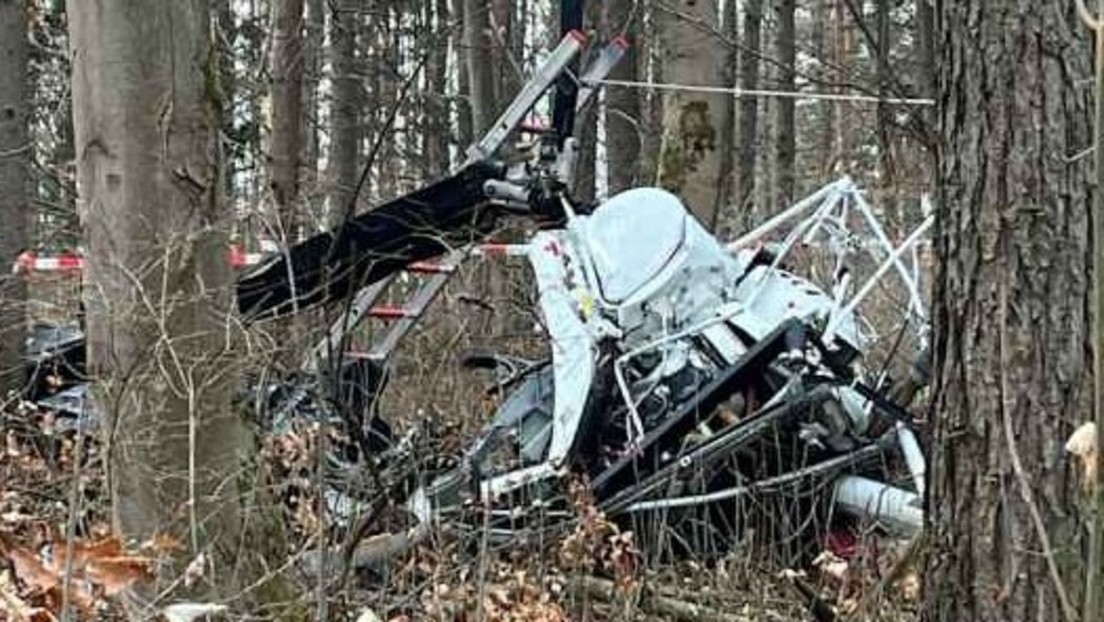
[{"x1": 582, "y1": 77, "x2": 935, "y2": 106}]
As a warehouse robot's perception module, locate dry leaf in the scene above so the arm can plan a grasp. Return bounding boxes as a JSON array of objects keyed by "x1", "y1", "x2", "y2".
[
  {"x1": 1065, "y1": 422, "x2": 1097, "y2": 491},
  {"x1": 896, "y1": 571, "x2": 921, "y2": 601},
  {"x1": 4, "y1": 540, "x2": 97, "y2": 615},
  {"x1": 51, "y1": 537, "x2": 154, "y2": 597},
  {"x1": 182, "y1": 552, "x2": 206, "y2": 588},
  {"x1": 7, "y1": 544, "x2": 59, "y2": 593},
  {"x1": 812, "y1": 550, "x2": 850, "y2": 583},
  {"x1": 0, "y1": 567, "x2": 54, "y2": 622},
  {"x1": 143, "y1": 533, "x2": 185, "y2": 555}
]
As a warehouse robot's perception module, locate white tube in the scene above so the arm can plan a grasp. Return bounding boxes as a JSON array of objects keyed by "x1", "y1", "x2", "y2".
[
  {"x1": 726, "y1": 180, "x2": 845, "y2": 251},
  {"x1": 823, "y1": 214, "x2": 934, "y2": 342},
  {"x1": 851, "y1": 190, "x2": 928, "y2": 320},
  {"x1": 742, "y1": 191, "x2": 843, "y2": 307},
  {"x1": 833, "y1": 475, "x2": 923, "y2": 534}
]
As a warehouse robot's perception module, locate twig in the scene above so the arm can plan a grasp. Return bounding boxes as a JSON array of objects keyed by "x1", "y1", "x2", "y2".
[
  {"x1": 998, "y1": 257, "x2": 1079, "y2": 622},
  {"x1": 1065, "y1": 144, "x2": 1095, "y2": 163},
  {"x1": 572, "y1": 575, "x2": 752, "y2": 622},
  {"x1": 0, "y1": 144, "x2": 30, "y2": 158},
  {"x1": 59, "y1": 424, "x2": 85, "y2": 622},
  {"x1": 314, "y1": 419, "x2": 329, "y2": 620}
]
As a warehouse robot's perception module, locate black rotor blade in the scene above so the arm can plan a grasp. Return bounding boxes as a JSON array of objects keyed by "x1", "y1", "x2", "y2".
[
  {"x1": 549, "y1": 0, "x2": 585, "y2": 146},
  {"x1": 237, "y1": 161, "x2": 504, "y2": 320}
]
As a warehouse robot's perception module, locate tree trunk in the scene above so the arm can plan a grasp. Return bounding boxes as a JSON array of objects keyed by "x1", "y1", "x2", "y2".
[
  {"x1": 69, "y1": 0, "x2": 258, "y2": 593},
  {"x1": 0, "y1": 0, "x2": 30, "y2": 397},
  {"x1": 214, "y1": 0, "x2": 237, "y2": 201},
  {"x1": 736, "y1": 0, "x2": 762, "y2": 215},
  {"x1": 810, "y1": 0, "x2": 833, "y2": 182},
  {"x1": 424, "y1": 0, "x2": 451, "y2": 177},
  {"x1": 454, "y1": 0, "x2": 474, "y2": 149},
  {"x1": 916, "y1": 0, "x2": 936, "y2": 153},
  {"x1": 655, "y1": 0, "x2": 731, "y2": 228},
  {"x1": 302, "y1": 0, "x2": 324, "y2": 216},
  {"x1": 603, "y1": 0, "x2": 640, "y2": 196},
  {"x1": 270, "y1": 0, "x2": 305, "y2": 238},
  {"x1": 637, "y1": 0, "x2": 663, "y2": 186},
  {"x1": 922, "y1": 3, "x2": 1093, "y2": 621},
  {"x1": 715, "y1": 0, "x2": 737, "y2": 227},
  {"x1": 375, "y1": 3, "x2": 402, "y2": 198},
  {"x1": 491, "y1": 0, "x2": 516, "y2": 104},
  {"x1": 773, "y1": 0, "x2": 795, "y2": 207},
  {"x1": 573, "y1": 0, "x2": 601, "y2": 202},
  {"x1": 875, "y1": 0, "x2": 896, "y2": 230},
  {"x1": 916, "y1": 0, "x2": 935, "y2": 99},
  {"x1": 463, "y1": 0, "x2": 497, "y2": 136},
  {"x1": 326, "y1": 0, "x2": 363, "y2": 222}
]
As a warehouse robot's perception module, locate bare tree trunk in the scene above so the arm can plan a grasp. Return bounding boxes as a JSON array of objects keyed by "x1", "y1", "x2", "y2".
[
  {"x1": 454, "y1": 0, "x2": 474, "y2": 148},
  {"x1": 573, "y1": 0, "x2": 601, "y2": 202},
  {"x1": 68, "y1": 0, "x2": 254, "y2": 589},
  {"x1": 327, "y1": 0, "x2": 363, "y2": 222},
  {"x1": 736, "y1": 0, "x2": 762, "y2": 215},
  {"x1": 375, "y1": 3, "x2": 401, "y2": 198},
  {"x1": 655, "y1": 0, "x2": 731, "y2": 228},
  {"x1": 916, "y1": 0, "x2": 936, "y2": 155},
  {"x1": 604, "y1": 0, "x2": 640, "y2": 196},
  {"x1": 773, "y1": 0, "x2": 795, "y2": 207},
  {"x1": 715, "y1": 0, "x2": 737, "y2": 225},
  {"x1": 810, "y1": 0, "x2": 834, "y2": 181},
  {"x1": 303, "y1": 0, "x2": 325, "y2": 215},
  {"x1": 0, "y1": 0, "x2": 30, "y2": 397},
  {"x1": 922, "y1": 3, "x2": 1093, "y2": 621},
  {"x1": 833, "y1": 0, "x2": 854, "y2": 171},
  {"x1": 875, "y1": 0, "x2": 896, "y2": 230},
  {"x1": 463, "y1": 0, "x2": 497, "y2": 135},
  {"x1": 491, "y1": 0, "x2": 516, "y2": 103},
  {"x1": 270, "y1": 0, "x2": 305, "y2": 238},
  {"x1": 214, "y1": 0, "x2": 237, "y2": 201},
  {"x1": 424, "y1": 0, "x2": 451, "y2": 176},
  {"x1": 916, "y1": 0, "x2": 935, "y2": 99},
  {"x1": 637, "y1": 0, "x2": 663, "y2": 185}
]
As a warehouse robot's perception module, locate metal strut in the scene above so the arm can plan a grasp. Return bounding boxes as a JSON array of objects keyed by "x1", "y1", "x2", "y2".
[{"x1": 308, "y1": 24, "x2": 629, "y2": 372}]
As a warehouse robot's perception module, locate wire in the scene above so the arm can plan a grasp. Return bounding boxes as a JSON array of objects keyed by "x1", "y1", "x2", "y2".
[{"x1": 583, "y1": 77, "x2": 936, "y2": 106}]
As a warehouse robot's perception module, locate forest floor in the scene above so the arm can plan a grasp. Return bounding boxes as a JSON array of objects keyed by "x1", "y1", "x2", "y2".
[{"x1": 0, "y1": 396, "x2": 921, "y2": 622}]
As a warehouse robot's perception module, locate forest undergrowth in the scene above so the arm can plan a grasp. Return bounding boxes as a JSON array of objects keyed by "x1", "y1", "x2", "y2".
[{"x1": 0, "y1": 391, "x2": 920, "y2": 622}]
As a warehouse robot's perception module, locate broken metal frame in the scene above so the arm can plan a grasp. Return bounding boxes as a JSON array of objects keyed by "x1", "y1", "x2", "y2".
[
  {"x1": 305, "y1": 33, "x2": 630, "y2": 376},
  {"x1": 727, "y1": 177, "x2": 932, "y2": 356},
  {"x1": 16, "y1": 10, "x2": 933, "y2": 556}
]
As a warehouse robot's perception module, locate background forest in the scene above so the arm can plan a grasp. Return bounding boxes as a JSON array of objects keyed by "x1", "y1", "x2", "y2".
[{"x1": 0, "y1": 1, "x2": 1100, "y2": 621}]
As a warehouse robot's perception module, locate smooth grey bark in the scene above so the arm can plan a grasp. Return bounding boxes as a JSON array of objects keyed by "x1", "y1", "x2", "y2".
[
  {"x1": 773, "y1": 0, "x2": 795, "y2": 207},
  {"x1": 302, "y1": 0, "x2": 324, "y2": 208},
  {"x1": 463, "y1": 0, "x2": 497, "y2": 135},
  {"x1": 424, "y1": 0, "x2": 451, "y2": 177},
  {"x1": 326, "y1": 0, "x2": 363, "y2": 221},
  {"x1": 604, "y1": 0, "x2": 641, "y2": 195},
  {"x1": 655, "y1": 0, "x2": 731, "y2": 227},
  {"x1": 0, "y1": 0, "x2": 30, "y2": 397},
  {"x1": 270, "y1": 0, "x2": 305, "y2": 237},
  {"x1": 68, "y1": 0, "x2": 251, "y2": 585},
  {"x1": 810, "y1": 0, "x2": 833, "y2": 181},
  {"x1": 736, "y1": 0, "x2": 762, "y2": 214},
  {"x1": 875, "y1": 0, "x2": 896, "y2": 228},
  {"x1": 454, "y1": 0, "x2": 474, "y2": 149}
]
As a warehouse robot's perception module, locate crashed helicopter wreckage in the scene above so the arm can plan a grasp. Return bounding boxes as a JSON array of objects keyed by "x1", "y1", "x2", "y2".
[{"x1": 19, "y1": 11, "x2": 932, "y2": 561}]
